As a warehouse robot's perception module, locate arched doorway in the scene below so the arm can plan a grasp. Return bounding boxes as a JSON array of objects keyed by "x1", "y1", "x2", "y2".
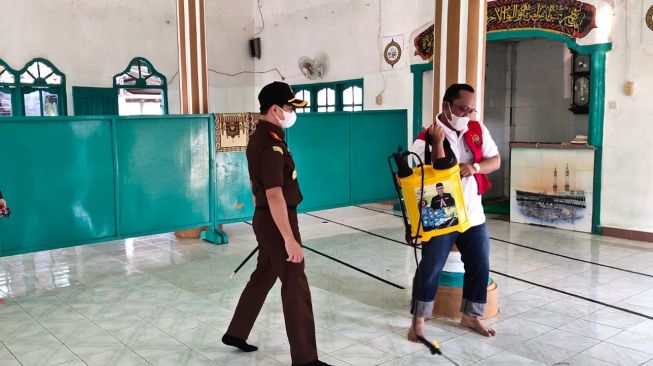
[{"x1": 487, "y1": 30, "x2": 611, "y2": 234}]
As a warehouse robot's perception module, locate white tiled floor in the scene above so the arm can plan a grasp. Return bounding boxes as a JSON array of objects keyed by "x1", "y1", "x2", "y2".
[{"x1": 1, "y1": 204, "x2": 653, "y2": 365}]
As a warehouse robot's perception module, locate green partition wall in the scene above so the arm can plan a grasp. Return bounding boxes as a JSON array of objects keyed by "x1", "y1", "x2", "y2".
[
  {"x1": 211, "y1": 110, "x2": 408, "y2": 225},
  {"x1": 214, "y1": 152, "x2": 254, "y2": 224},
  {"x1": 0, "y1": 110, "x2": 407, "y2": 255},
  {"x1": 0, "y1": 115, "x2": 213, "y2": 256},
  {"x1": 0, "y1": 117, "x2": 116, "y2": 253},
  {"x1": 114, "y1": 116, "x2": 211, "y2": 235},
  {"x1": 287, "y1": 112, "x2": 352, "y2": 211},
  {"x1": 288, "y1": 110, "x2": 408, "y2": 211},
  {"x1": 349, "y1": 110, "x2": 407, "y2": 203}
]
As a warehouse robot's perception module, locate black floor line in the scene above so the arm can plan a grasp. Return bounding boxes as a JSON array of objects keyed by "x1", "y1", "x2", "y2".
[
  {"x1": 354, "y1": 205, "x2": 653, "y2": 279},
  {"x1": 242, "y1": 221, "x2": 405, "y2": 290},
  {"x1": 302, "y1": 246, "x2": 405, "y2": 290},
  {"x1": 305, "y1": 210, "x2": 653, "y2": 321},
  {"x1": 490, "y1": 270, "x2": 653, "y2": 321},
  {"x1": 304, "y1": 213, "x2": 412, "y2": 248},
  {"x1": 355, "y1": 205, "x2": 403, "y2": 218},
  {"x1": 489, "y1": 237, "x2": 653, "y2": 279}
]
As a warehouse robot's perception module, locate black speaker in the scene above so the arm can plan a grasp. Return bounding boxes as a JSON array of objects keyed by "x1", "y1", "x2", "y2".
[{"x1": 249, "y1": 38, "x2": 261, "y2": 59}]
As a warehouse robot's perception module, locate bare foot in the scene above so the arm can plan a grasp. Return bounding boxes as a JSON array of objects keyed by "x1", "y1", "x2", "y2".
[
  {"x1": 461, "y1": 314, "x2": 496, "y2": 337},
  {"x1": 407, "y1": 316, "x2": 425, "y2": 343}
]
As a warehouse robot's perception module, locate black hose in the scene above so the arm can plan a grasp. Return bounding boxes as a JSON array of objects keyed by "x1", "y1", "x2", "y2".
[{"x1": 388, "y1": 147, "x2": 459, "y2": 366}]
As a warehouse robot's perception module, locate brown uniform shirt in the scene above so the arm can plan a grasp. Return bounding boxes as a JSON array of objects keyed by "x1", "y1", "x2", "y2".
[{"x1": 247, "y1": 121, "x2": 303, "y2": 208}]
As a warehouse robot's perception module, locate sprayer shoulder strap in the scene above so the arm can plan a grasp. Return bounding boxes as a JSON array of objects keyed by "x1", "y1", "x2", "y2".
[
  {"x1": 443, "y1": 138, "x2": 454, "y2": 158},
  {"x1": 423, "y1": 133, "x2": 431, "y2": 165},
  {"x1": 439, "y1": 137, "x2": 456, "y2": 162},
  {"x1": 423, "y1": 134, "x2": 455, "y2": 165}
]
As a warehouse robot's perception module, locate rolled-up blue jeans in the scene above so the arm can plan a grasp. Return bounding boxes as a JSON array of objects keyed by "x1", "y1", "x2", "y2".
[{"x1": 411, "y1": 223, "x2": 490, "y2": 317}]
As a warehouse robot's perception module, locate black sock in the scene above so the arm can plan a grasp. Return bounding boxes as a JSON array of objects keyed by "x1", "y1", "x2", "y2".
[
  {"x1": 294, "y1": 360, "x2": 333, "y2": 366},
  {"x1": 221, "y1": 334, "x2": 258, "y2": 352}
]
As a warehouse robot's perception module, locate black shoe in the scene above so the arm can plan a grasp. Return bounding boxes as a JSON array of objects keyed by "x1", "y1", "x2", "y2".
[
  {"x1": 293, "y1": 360, "x2": 333, "y2": 366},
  {"x1": 221, "y1": 334, "x2": 258, "y2": 352}
]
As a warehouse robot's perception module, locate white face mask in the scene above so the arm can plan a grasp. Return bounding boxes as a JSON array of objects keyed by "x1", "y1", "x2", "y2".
[
  {"x1": 279, "y1": 109, "x2": 297, "y2": 129},
  {"x1": 448, "y1": 114, "x2": 470, "y2": 131}
]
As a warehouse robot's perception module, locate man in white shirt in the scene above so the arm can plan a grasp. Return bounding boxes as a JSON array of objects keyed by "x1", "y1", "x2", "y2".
[
  {"x1": 408, "y1": 84, "x2": 500, "y2": 339},
  {"x1": 0, "y1": 190, "x2": 7, "y2": 217}
]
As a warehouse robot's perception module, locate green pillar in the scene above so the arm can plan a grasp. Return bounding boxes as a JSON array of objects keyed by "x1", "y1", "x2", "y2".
[
  {"x1": 410, "y1": 63, "x2": 433, "y2": 140},
  {"x1": 588, "y1": 50, "x2": 606, "y2": 235}
]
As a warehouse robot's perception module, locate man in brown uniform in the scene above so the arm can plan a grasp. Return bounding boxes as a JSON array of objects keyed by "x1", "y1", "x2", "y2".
[{"x1": 222, "y1": 81, "x2": 331, "y2": 366}]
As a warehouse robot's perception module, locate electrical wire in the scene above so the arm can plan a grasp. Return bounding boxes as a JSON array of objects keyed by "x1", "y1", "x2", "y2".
[
  {"x1": 167, "y1": 71, "x2": 179, "y2": 86},
  {"x1": 166, "y1": 67, "x2": 286, "y2": 86},
  {"x1": 624, "y1": 0, "x2": 630, "y2": 82},
  {"x1": 208, "y1": 68, "x2": 285, "y2": 80},
  {"x1": 253, "y1": 0, "x2": 265, "y2": 37},
  {"x1": 376, "y1": 0, "x2": 387, "y2": 98}
]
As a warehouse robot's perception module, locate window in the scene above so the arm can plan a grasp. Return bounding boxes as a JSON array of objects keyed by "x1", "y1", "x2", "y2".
[
  {"x1": 316, "y1": 87, "x2": 335, "y2": 112},
  {"x1": 0, "y1": 60, "x2": 17, "y2": 117},
  {"x1": 113, "y1": 57, "x2": 168, "y2": 116},
  {"x1": 294, "y1": 89, "x2": 311, "y2": 113},
  {"x1": 10, "y1": 58, "x2": 67, "y2": 117},
  {"x1": 18, "y1": 59, "x2": 67, "y2": 116},
  {"x1": 292, "y1": 79, "x2": 363, "y2": 113},
  {"x1": 342, "y1": 84, "x2": 363, "y2": 111},
  {"x1": 0, "y1": 58, "x2": 67, "y2": 117}
]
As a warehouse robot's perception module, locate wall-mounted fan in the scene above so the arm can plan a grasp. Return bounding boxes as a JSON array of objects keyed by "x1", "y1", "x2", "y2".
[{"x1": 298, "y1": 56, "x2": 325, "y2": 80}]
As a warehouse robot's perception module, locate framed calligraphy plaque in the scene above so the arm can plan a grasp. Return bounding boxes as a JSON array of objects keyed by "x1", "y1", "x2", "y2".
[
  {"x1": 414, "y1": 24, "x2": 435, "y2": 61},
  {"x1": 487, "y1": 0, "x2": 597, "y2": 39}
]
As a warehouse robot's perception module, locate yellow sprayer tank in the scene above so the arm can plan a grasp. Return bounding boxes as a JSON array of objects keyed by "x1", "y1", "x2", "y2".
[{"x1": 398, "y1": 164, "x2": 471, "y2": 242}]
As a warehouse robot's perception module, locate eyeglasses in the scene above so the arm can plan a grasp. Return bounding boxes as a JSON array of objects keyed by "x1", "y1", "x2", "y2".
[{"x1": 451, "y1": 103, "x2": 477, "y2": 115}]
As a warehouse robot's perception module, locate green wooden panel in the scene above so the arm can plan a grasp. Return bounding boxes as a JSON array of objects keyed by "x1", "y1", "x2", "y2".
[
  {"x1": 287, "y1": 113, "x2": 352, "y2": 211},
  {"x1": 351, "y1": 110, "x2": 407, "y2": 203},
  {"x1": 73, "y1": 86, "x2": 116, "y2": 116},
  {"x1": 215, "y1": 152, "x2": 254, "y2": 222},
  {"x1": 0, "y1": 118, "x2": 116, "y2": 255},
  {"x1": 115, "y1": 116, "x2": 211, "y2": 235}
]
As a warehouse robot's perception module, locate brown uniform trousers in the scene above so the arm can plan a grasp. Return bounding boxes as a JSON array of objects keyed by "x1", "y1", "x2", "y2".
[{"x1": 226, "y1": 206, "x2": 318, "y2": 365}]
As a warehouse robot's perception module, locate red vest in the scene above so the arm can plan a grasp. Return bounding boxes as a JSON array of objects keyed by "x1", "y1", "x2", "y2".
[
  {"x1": 416, "y1": 121, "x2": 492, "y2": 195},
  {"x1": 464, "y1": 121, "x2": 492, "y2": 195}
]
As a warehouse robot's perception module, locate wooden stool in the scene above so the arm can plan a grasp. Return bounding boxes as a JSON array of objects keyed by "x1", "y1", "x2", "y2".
[
  {"x1": 174, "y1": 226, "x2": 209, "y2": 239},
  {"x1": 433, "y1": 278, "x2": 499, "y2": 319}
]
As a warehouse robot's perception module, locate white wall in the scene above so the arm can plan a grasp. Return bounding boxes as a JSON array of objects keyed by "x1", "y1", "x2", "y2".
[
  {"x1": 483, "y1": 39, "x2": 590, "y2": 198},
  {"x1": 251, "y1": 0, "x2": 434, "y2": 141},
  {"x1": 486, "y1": 40, "x2": 590, "y2": 146},
  {"x1": 601, "y1": 0, "x2": 653, "y2": 233},
  {"x1": 484, "y1": 41, "x2": 512, "y2": 198},
  {"x1": 205, "y1": 1, "x2": 256, "y2": 113},
  {"x1": 0, "y1": 0, "x2": 181, "y2": 114},
  {"x1": 512, "y1": 39, "x2": 588, "y2": 143},
  {"x1": 0, "y1": 0, "x2": 257, "y2": 115}
]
